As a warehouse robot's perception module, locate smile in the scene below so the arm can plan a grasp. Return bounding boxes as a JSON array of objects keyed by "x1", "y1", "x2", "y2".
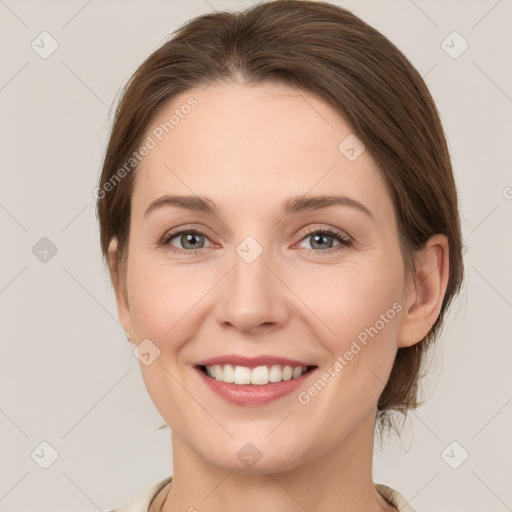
[
  {"x1": 199, "y1": 364, "x2": 313, "y2": 385},
  {"x1": 193, "y1": 356, "x2": 318, "y2": 406}
]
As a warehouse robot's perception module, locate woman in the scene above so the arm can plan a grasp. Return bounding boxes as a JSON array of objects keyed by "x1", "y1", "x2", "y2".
[{"x1": 97, "y1": 1, "x2": 463, "y2": 510}]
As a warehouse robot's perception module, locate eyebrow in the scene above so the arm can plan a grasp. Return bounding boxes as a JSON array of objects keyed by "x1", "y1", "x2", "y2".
[{"x1": 144, "y1": 193, "x2": 373, "y2": 219}]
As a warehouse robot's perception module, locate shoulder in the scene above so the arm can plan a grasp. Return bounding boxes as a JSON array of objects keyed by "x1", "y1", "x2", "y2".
[
  {"x1": 106, "y1": 475, "x2": 173, "y2": 512},
  {"x1": 375, "y1": 483, "x2": 419, "y2": 512}
]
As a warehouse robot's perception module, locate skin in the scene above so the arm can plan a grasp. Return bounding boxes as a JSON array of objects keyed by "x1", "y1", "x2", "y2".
[{"x1": 108, "y1": 82, "x2": 449, "y2": 512}]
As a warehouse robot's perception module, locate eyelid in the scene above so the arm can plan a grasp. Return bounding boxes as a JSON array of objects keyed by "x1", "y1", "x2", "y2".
[
  {"x1": 160, "y1": 224, "x2": 217, "y2": 251},
  {"x1": 298, "y1": 224, "x2": 352, "y2": 243},
  {"x1": 161, "y1": 223, "x2": 353, "y2": 255}
]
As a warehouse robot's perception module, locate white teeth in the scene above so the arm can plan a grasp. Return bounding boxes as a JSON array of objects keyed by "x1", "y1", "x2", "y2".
[
  {"x1": 251, "y1": 365, "x2": 269, "y2": 385},
  {"x1": 203, "y1": 364, "x2": 309, "y2": 385},
  {"x1": 282, "y1": 365, "x2": 293, "y2": 381},
  {"x1": 222, "y1": 364, "x2": 235, "y2": 383},
  {"x1": 212, "y1": 364, "x2": 222, "y2": 380},
  {"x1": 269, "y1": 364, "x2": 282, "y2": 383},
  {"x1": 233, "y1": 365, "x2": 251, "y2": 385}
]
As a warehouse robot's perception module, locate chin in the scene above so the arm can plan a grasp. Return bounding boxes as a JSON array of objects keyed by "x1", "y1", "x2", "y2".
[{"x1": 202, "y1": 438, "x2": 307, "y2": 474}]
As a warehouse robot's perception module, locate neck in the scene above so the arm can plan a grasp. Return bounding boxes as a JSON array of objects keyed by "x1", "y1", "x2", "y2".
[{"x1": 160, "y1": 407, "x2": 395, "y2": 512}]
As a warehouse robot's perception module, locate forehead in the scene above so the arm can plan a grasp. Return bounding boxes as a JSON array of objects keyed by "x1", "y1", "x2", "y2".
[{"x1": 132, "y1": 82, "x2": 391, "y2": 220}]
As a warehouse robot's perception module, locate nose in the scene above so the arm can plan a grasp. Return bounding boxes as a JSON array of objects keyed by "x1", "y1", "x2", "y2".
[{"x1": 214, "y1": 244, "x2": 290, "y2": 334}]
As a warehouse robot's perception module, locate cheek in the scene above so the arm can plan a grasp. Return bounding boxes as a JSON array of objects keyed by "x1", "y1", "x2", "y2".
[
  {"x1": 126, "y1": 256, "x2": 181, "y2": 340},
  {"x1": 126, "y1": 253, "x2": 217, "y2": 351},
  {"x1": 126, "y1": 259, "x2": 201, "y2": 412},
  {"x1": 294, "y1": 262, "x2": 403, "y2": 418},
  {"x1": 294, "y1": 257, "x2": 404, "y2": 347},
  {"x1": 127, "y1": 249, "x2": 404, "y2": 342}
]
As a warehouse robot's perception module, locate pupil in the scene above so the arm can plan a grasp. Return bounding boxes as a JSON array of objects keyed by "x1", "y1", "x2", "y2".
[
  {"x1": 313, "y1": 233, "x2": 332, "y2": 249},
  {"x1": 184, "y1": 233, "x2": 202, "y2": 249}
]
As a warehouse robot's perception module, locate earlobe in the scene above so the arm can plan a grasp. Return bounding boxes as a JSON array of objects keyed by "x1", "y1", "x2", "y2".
[
  {"x1": 397, "y1": 234, "x2": 450, "y2": 348},
  {"x1": 107, "y1": 237, "x2": 134, "y2": 338}
]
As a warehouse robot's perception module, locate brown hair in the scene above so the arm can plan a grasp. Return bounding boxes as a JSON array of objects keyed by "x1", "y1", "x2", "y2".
[{"x1": 96, "y1": 0, "x2": 464, "y2": 436}]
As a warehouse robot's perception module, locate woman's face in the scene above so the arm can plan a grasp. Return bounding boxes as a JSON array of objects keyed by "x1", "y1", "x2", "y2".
[{"x1": 113, "y1": 82, "x2": 412, "y2": 472}]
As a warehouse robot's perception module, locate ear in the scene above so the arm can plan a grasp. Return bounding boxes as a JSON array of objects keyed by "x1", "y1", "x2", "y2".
[
  {"x1": 397, "y1": 234, "x2": 450, "y2": 348},
  {"x1": 108, "y1": 237, "x2": 135, "y2": 339}
]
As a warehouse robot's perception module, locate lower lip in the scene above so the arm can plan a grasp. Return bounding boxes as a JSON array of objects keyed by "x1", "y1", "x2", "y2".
[{"x1": 194, "y1": 367, "x2": 316, "y2": 406}]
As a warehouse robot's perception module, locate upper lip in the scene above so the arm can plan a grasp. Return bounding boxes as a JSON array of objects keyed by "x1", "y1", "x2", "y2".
[{"x1": 194, "y1": 355, "x2": 315, "y2": 368}]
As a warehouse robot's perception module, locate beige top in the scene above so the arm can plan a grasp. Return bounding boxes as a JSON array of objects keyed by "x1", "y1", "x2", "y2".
[{"x1": 106, "y1": 476, "x2": 418, "y2": 512}]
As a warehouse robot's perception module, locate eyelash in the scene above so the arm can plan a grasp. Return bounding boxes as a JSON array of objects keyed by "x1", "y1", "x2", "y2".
[{"x1": 160, "y1": 225, "x2": 353, "y2": 257}]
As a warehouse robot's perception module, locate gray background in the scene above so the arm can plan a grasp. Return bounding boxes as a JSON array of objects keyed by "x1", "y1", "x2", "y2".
[{"x1": 0, "y1": 0, "x2": 511, "y2": 511}]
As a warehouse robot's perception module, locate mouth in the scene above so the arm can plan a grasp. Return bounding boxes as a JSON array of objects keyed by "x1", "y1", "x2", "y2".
[
  {"x1": 193, "y1": 363, "x2": 318, "y2": 406},
  {"x1": 196, "y1": 363, "x2": 317, "y2": 385}
]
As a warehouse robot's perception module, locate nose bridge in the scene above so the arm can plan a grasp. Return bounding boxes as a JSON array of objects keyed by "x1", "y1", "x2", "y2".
[{"x1": 216, "y1": 233, "x2": 289, "y2": 331}]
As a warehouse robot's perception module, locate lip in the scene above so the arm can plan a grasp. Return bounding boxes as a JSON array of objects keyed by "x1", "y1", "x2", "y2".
[
  {"x1": 193, "y1": 364, "x2": 317, "y2": 406},
  {"x1": 194, "y1": 354, "x2": 313, "y2": 368}
]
